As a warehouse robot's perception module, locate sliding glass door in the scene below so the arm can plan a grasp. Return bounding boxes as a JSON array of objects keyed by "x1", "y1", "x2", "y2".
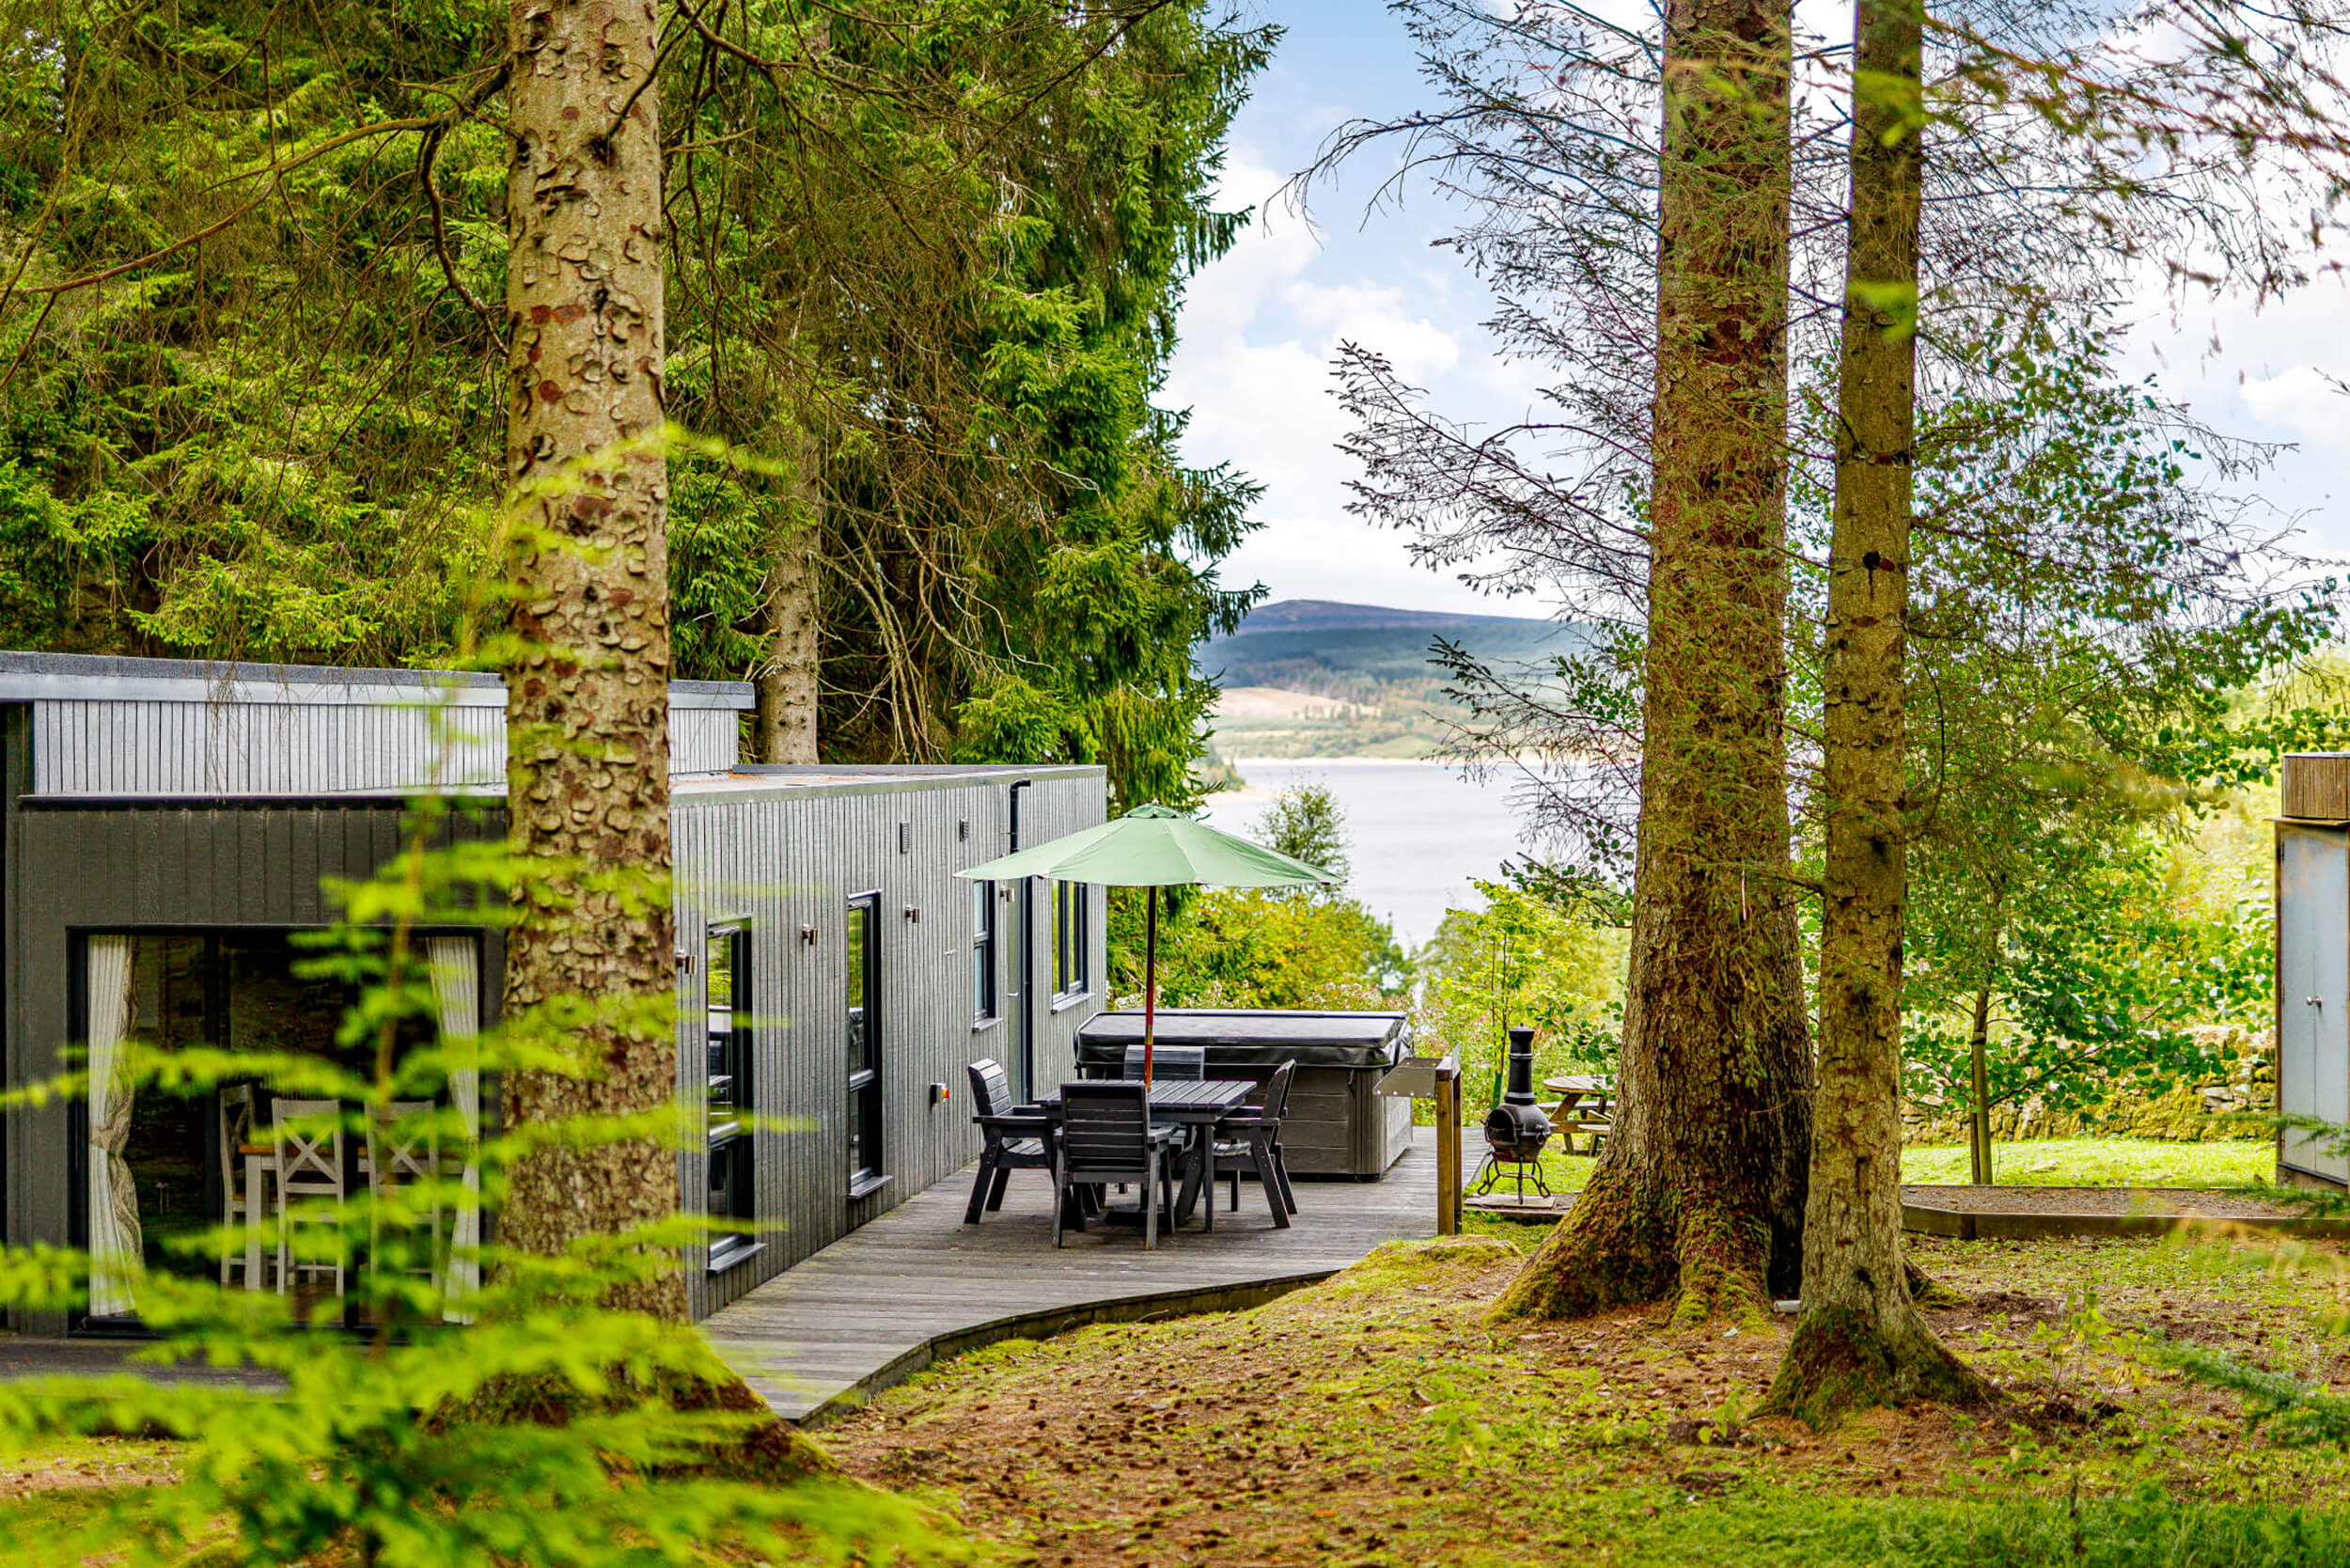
[{"x1": 79, "y1": 931, "x2": 477, "y2": 1327}]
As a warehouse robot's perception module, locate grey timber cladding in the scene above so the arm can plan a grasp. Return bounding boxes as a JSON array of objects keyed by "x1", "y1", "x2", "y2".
[
  {"x1": 672, "y1": 767, "x2": 1108, "y2": 1318},
  {"x1": 0, "y1": 651, "x2": 748, "y2": 795}
]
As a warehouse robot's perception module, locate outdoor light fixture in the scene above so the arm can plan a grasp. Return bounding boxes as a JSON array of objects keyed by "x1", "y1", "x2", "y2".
[{"x1": 799, "y1": 924, "x2": 819, "y2": 946}]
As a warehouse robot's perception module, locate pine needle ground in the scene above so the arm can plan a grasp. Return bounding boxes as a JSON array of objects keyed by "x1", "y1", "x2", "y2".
[{"x1": 824, "y1": 1226, "x2": 2350, "y2": 1567}]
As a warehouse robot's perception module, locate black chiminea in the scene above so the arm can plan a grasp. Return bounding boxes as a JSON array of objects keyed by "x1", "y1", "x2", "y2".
[{"x1": 1473, "y1": 1026, "x2": 1554, "y2": 1200}]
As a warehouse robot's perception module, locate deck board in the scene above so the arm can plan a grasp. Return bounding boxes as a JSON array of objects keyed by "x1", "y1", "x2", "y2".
[{"x1": 701, "y1": 1135, "x2": 1446, "y2": 1422}]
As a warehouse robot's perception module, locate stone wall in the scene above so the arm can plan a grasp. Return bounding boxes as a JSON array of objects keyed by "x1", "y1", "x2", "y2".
[{"x1": 1904, "y1": 1024, "x2": 2274, "y2": 1145}]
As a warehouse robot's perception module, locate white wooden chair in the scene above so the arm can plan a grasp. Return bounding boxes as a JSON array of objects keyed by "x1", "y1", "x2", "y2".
[
  {"x1": 217, "y1": 1085, "x2": 271, "y2": 1287},
  {"x1": 271, "y1": 1097, "x2": 346, "y2": 1298},
  {"x1": 367, "y1": 1101, "x2": 443, "y2": 1291}
]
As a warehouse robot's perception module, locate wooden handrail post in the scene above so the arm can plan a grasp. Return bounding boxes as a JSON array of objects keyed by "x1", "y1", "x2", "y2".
[{"x1": 1434, "y1": 1056, "x2": 1461, "y2": 1236}]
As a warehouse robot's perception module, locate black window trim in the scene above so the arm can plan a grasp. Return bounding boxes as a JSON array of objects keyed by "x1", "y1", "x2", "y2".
[
  {"x1": 1052, "y1": 879, "x2": 1092, "y2": 1002},
  {"x1": 846, "y1": 889, "x2": 885, "y2": 1196},
  {"x1": 971, "y1": 877, "x2": 998, "y2": 1025},
  {"x1": 703, "y1": 921, "x2": 756, "y2": 1267}
]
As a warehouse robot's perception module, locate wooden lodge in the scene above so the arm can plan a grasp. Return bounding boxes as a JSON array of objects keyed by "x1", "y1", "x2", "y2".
[{"x1": 0, "y1": 651, "x2": 1106, "y2": 1332}]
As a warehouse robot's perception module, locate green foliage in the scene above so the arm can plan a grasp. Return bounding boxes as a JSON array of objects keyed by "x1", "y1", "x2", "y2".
[
  {"x1": 1256, "y1": 782, "x2": 1350, "y2": 884},
  {"x1": 0, "y1": 0, "x2": 503, "y2": 666},
  {"x1": 1785, "y1": 321, "x2": 2341, "y2": 1131},
  {"x1": 0, "y1": 1, "x2": 1266, "y2": 796},
  {"x1": 1414, "y1": 881, "x2": 1625, "y2": 1100},
  {"x1": 655, "y1": 3, "x2": 1275, "y2": 806},
  {"x1": 1107, "y1": 788, "x2": 1405, "y2": 1009},
  {"x1": 1114, "y1": 884, "x2": 1410, "y2": 1011},
  {"x1": 2163, "y1": 1341, "x2": 2350, "y2": 1449},
  {"x1": 1904, "y1": 817, "x2": 2271, "y2": 1120}
]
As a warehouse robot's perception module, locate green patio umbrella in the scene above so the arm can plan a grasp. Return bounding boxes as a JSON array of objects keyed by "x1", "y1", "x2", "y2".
[{"x1": 955, "y1": 804, "x2": 1337, "y2": 1083}]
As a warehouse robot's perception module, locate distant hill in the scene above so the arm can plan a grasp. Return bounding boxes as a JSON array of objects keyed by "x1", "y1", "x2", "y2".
[
  {"x1": 1219, "y1": 598, "x2": 1552, "y2": 635},
  {"x1": 1197, "y1": 599, "x2": 1574, "y2": 760}
]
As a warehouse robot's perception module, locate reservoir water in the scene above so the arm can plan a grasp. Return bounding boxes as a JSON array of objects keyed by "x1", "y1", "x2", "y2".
[{"x1": 1200, "y1": 759, "x2": 1535, "y2": 947}]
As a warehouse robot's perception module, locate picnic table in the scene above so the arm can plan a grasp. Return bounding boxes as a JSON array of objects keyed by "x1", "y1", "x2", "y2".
[
  {"x1": 1543, "y1": 1074, "x2": 1615, "y2": 1156},
  {"x1": 1037, "y1": 1078, "x2": 1260, "y2": 1231}
]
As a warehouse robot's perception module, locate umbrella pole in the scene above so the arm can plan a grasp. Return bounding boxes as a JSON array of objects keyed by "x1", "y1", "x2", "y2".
[{"x1": 1144, "y1": 886, "x2": 1158, "y2": 1087}]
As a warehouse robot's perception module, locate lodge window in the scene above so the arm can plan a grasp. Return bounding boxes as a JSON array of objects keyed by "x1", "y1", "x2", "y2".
[
  {"x1": 1052, "y1": 880, "x2": 1091, "y2": 1001},
  {"x1": 705, "y1": 924, "x2": 756, "y2": 1271},
  {"x1": 846, "y1": 893, "x2": 887, "y2": 1198},
  {"x1": 971, "y1": 880, "x2": 997, "y2": 1024}
]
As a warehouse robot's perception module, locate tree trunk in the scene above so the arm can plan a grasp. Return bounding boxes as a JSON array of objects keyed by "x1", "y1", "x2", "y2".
[
  {"x1": 1767, "y1": 0, "x2": 1991, "y2": 1421},
  {"x1": 1493, "y1": 0, "x2": 1813, "y2": 1326},
  {"x1": 1968, "y1": 980, "x2": 1993, "y2": 1184},
  {"x1": 494, "y1": 0, "x2": 828, "y2": 1478},
  {"x1": 498, "y1": 0, "x2": 682, "y2": 1318},
  {"x1": 753, "y1": 520, "x2": 819, "y2": 763}
]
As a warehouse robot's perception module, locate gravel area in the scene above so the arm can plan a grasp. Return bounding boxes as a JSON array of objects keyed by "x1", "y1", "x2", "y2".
[{"x1": 1902, "y1": 1184, "x2": 2304, "y2": 1220}]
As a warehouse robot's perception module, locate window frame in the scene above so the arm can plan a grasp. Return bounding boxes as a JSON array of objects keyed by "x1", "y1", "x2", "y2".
[
  {"x1": 971, "y1": 879, "x2": 998, "y2": 1025},
  {"x1": 846, "y1": 891, "x2": 888, "y2": 1200},
  {"x1": 703, "y1": 922, "x2": 759, "y2": 1273},
  {"x1": 1051, "y1": 879, "x2": 1091, "y2": 1003}
]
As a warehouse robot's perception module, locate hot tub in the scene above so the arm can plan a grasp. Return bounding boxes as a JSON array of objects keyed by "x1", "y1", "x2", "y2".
[{"x1": 1074, "y1": 1009, "x2": 1414, "y2": 1178}]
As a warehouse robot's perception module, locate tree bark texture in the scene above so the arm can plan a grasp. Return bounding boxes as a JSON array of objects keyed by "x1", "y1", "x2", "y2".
[
  {"x1": 1767, "y1": 0, "x2": 1990, "y2": 1421},
  {"x1": 1495, "y1": 0, "x2": 1813, "y2": 1326},
  {"x1": 497, "y1": 0, "x2": 682, "y2": 1323},
  {"x1": 753, "y1": 518, "x2": 819, "y2": 764}
]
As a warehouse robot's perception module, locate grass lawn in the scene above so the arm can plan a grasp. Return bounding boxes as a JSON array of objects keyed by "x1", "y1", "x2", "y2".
[
  {"x1": 827, "y1": 1225, "x2": 2350, "y2": 1566},
  {"x1": 1901, "y1": 1137, "x2": 2276, "y2": 1189}
]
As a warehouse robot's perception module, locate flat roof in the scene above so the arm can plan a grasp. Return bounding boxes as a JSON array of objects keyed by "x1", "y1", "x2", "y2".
[
  {"x1": 22, "y1": 766, "x2": 1104, "y2": 808},
  {"x1": 673, "y1": 764, "x2": 1104, "y2": 801},
  {"x1": 0, "y1": 651, "x2": 751, "y2": 710}
]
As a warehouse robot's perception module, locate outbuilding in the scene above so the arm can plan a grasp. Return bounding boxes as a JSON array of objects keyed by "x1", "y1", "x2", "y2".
[
  {"x1": 0, "y1": 651, "x2": 1106, "y2": 1332},
  {"x1": 2276, "y1": 752, "x2": 2350, "y2": 1186}
]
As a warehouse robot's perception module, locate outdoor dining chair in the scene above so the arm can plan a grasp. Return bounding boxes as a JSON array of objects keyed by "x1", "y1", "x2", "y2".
[
  {"x1": 217, "y1": 1085, "x2": 270, "y2": 1288},
  {"x1": 271, "y1": 1097, "x2": 346, "y2": 1298},
  {"x1": 366, "y1": 1101, "x2": 443, "y2": 1290},
  {"x1": 1120, "y1": 1043, "x2": 1206, "y2": 1081},
  {"x1": 1211, "y1": 1058, "x2": 1297, "y2": 1229},
  {"x1": 964, "y1": 1058, "x2": 1054, "y2": 1224},
  {"x1": 1053, "y1": 1081, "x2": 1180, "y2": 1250}
]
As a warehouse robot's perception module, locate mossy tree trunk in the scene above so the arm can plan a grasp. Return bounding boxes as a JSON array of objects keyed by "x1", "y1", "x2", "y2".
[
  {"x1": 1493, "y1": 0, "x2": 1813, "y2": 1327},
  {"x1": 753, "y1": 525, "x2": 820, "y2": 764},
  {"x1": 495, "y1": 0, "x2": 828, "y2": 1475},
  {"x1": 1766, "y1": 0, "x2": 1992, "y2": 1421},
  {"x1": 498, "y1": 0, "x2": 682, "y2": 1317},
  {"x1": 752, "y1": 431, "x2": 821, "y2": 764}
]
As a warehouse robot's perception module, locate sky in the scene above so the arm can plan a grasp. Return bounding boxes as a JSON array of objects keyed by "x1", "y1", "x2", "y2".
[{"x1": 1164, "y1": 0, "x2": 2350, "y2": 620}]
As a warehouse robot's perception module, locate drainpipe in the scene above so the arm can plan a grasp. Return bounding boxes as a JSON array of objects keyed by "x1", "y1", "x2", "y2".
[{"x1": 1008, "y1": 778, "x2": 1035, "y2": 1094}]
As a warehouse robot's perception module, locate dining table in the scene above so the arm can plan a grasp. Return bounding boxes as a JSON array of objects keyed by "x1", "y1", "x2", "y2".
[{"x1": 1037, "y1": 1078, "x2": 1261, "y2": 1231}]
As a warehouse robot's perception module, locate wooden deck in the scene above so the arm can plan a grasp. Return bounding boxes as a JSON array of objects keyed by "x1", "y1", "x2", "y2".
[{"x1": 701, "y1": 1134, "x2": 1444, "y2": 1423}]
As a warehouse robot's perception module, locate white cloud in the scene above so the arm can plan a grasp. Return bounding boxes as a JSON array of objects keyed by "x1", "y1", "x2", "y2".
[
  {"x1": 2241, "y1": 366, "x2": 2350, "y2": 450},
  {"x1": 1166, "y1": 149, "x2": 1516, "y2": 614}
]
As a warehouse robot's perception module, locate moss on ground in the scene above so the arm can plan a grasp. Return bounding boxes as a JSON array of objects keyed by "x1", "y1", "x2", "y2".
[{"x1": 827, "y1": 1222, "x2": 2350, "y2": 1566}]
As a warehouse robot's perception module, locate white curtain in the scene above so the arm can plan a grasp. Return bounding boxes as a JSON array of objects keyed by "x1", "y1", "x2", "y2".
[
  {"x1": 428, "y1": 937, "x2": 481, "y2": 1323},
  {"x1": 85, "y1": 935, "x2": 139, "y2": 1319}
]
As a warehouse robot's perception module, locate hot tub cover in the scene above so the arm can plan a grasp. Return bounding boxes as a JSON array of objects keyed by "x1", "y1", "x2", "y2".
[{"x1": 1076, "y1": 1009, "x2": 1408, "y2": 1070}]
